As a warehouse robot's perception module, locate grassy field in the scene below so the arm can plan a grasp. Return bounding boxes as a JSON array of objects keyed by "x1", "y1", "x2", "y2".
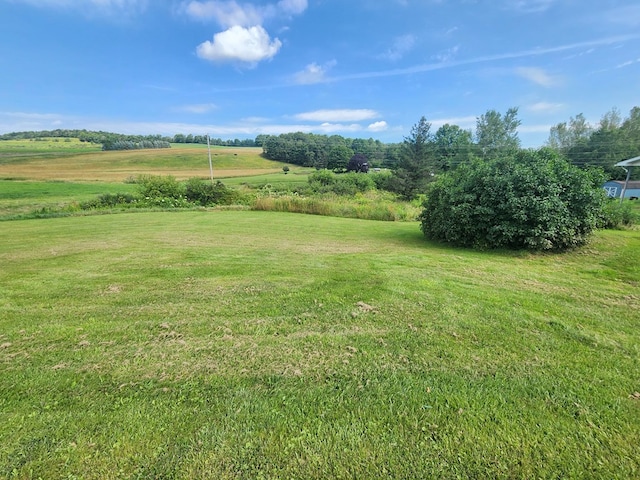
[
  {"x1": 0, "y1": 180, "x2": 138, "y2": 218},
  {"x1": 1, "y1": 210, "x2": 639, "y2": 478},
  {"x1": 0, "y1": 141, "x2": 290, "y2": 181}
]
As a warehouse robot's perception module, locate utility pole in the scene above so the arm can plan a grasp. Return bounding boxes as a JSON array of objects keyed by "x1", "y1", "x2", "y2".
[{"x1": 207, "y1": 134, "x2": 214, "y2": 184}]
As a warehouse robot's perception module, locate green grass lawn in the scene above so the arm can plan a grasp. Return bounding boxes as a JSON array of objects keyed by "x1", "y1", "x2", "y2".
[
  {"x1": 1, "y1": 211, "x2": 639, "y2": 478},
  {"x1": 0, "y1": 180, "x2": 137, "y2": 218}
]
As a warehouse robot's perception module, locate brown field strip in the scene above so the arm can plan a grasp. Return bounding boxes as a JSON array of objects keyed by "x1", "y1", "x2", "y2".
[{"x1": 0, "y1": 146, "x2": 283, "y2": 181}]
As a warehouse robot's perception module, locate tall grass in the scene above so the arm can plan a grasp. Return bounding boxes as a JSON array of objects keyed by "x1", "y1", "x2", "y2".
[{"x1": 253, "y1": 191, "x2": 419, "y2": 221}]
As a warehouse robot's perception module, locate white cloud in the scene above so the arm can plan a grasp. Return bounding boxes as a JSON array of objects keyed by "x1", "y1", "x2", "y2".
[
  {"x1": 515, "y1": 67, "x2": 559, "y2": 87},
  {"x1": 433, "y1": 45, "x2": 459, "y2": 63},
  {"x1": 526, "y1": 102, "x2": 563, "y2": 113},
  {"x1": 185, "y1": 0, "x2": 262, "y2": 27},
  {"x1": 600, "y1": 5, "x2": 640, "y2": 27},
  {"x1": 508, "y1": 0, "x2": 556, "y2": 13},
  {"x1": 519, "y1": 124, "x2": 554, "y2": 133},
  {"x1": 293, "y1": 60, "x2": 336, "y2": 84},
  {"x1": 196, "y1": 25, "x2": 282, "y2": 64},
  {"x1": 379, "y1": 34, "x2": 416, "y2": 61},
  {"x1": 0, "y1": 111, "x2": 392, "y2": 138},
  {"x1": 0, "y1": 111, "x2": 66, "y2": 132},
  {"x1": 188, "y1": 0, "x2": 307, "y2": 65},
  {"x1": 185, "y1": 0, "x2": 307, "y2": 26},
  {"x1": 294, "y1": 109, "x2": 379, "y2": 122},
  {"x1": 430, "y1": 116, "x2": 476, "y2": 129},
  {"x1": 177, "y1": 103, "x2": 218, "y2": 114},
  {"x1": 616, "y1": 58, "x2": 640, "y2": 68},
  {"x1": 368, "y1": 121, "x2": 388, "y2": 132},
  {"x1": 277, "y1": 0, "x2": 306, "y2": 16},
  {"x1": 317, "y1": 123, "x2": 362, "y2": 133},
  {"x1": 8, "y1": 0, "x2": 148, "y2": 15}
]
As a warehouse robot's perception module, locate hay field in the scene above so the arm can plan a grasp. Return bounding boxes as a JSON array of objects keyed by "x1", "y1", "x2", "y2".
[{"x1": 0, "y1": 141, "x2": 288, "y2": 181}]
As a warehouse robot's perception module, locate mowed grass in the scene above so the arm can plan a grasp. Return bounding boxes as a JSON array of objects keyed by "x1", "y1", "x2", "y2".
[
  {"x1": 0, "y1": 180, "x2": 138, "y2": 218},
  {"x1": 0, "y1": 142, "x2": 290, "y2": 181},
  {"x1": 1, "y1": 211, "x2": 639, "y2": 479}
]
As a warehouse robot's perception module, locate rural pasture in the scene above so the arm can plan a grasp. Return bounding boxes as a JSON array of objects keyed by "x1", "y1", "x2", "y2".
[
  {"x1": 0, "y1": 140, "x2": 287, "y2": 181},
  {"x1": 1, "y1": 141, "x2": 639, "y2": 478}
]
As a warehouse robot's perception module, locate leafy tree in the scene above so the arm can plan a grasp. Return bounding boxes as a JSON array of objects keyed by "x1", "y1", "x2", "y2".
[
  {"x1": 475, "y1": 107, "x2": 521, "y2": 158},
  {"x1": 419, "y1": 148, "x2": 606, "y2": 251},
  {"x1": 433, "y1": 124, "x2": 474, "y2": 170},
  {"x1": 546, "y1": 113, "x2": 593, "y2": 152},
  {"x1": 326, "y1": 144, "x2": 353, "y2": 171}
]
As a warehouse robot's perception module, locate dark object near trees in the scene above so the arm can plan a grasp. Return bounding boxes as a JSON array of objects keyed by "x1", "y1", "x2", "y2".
[
  {"x1": 419, "y1": 148, "x2": 607, "y2": 251},
  {"x1": 347, "y1": 154, "x2": 369, "y2": 173}
]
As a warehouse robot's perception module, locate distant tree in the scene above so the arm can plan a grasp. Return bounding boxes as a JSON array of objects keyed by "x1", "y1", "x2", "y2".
[
  {"x1": 433, "y1": 124, "x2": 474, "y2": 170},
  {"x1": 346, "y1": 153, "x2": 369, "y2": 173},
  {"x1": 327, "y1": 145, "x2": 353, "y2": 171},
  {"x1": 475, "y1": 107, "x2": 521, "y2": 158},
  {"x1": 546, "y1": 113, "x2": 593, "y2": 152}
]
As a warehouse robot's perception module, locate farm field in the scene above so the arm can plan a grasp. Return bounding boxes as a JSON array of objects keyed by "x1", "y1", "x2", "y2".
[
  {"x1": 1, "y1": 210, "x2": 639, "y2": 478},
  {"x1": 0, "y1": 141, "x2": 289, "y2": 182}
]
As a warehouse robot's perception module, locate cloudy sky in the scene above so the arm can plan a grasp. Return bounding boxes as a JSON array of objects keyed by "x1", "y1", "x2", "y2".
[{"x1": 1, "y1": 0, "x2": 639, "y2": 146}]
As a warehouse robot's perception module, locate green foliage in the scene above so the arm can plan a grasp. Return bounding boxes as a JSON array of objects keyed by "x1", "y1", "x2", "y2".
[
  {"x1": 102, "y1": 139, "x2": 170, "y2": 151},
  {"x1": 475, "y1": 107, "x2": 521, "y2": 158},
  {"x1": 389, "y1": 117, "x2": 437, "y2": 200},
  {"x1": 307, "y1": 170, "x2": 375, "y2": 195},
  {"x1": 548, "y1": 107, "x2": 640, "y2": 179},
  {"x1": 80, "y1": 192, "x2": 138, "y2": 209},
  {"x1": 433, "y1": 123, "x2": 475, "y2": 169},
  {"x1": 598, "y1": 199, "x2": 639, "y2": 229},
  {"x1": 136, "y1": 175, "x2": 185, "y2": 199},
  {"x1": 253, "y1": 190, "x2": 418, "y2": 221},
  {"x1": 420, "y1": 149, "x2": 607, "y2": 250},
  {"x1": 261, "y1": 132, "x2": 393, "y2": 169},
  {"x1": 184, "y1": 178, "x2": 245, "y2": 206}
]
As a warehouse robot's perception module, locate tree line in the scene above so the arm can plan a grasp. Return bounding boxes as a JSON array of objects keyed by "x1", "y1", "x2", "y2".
[
  {"x1": 547, "y1": 107, "x2": 640, "y2": 178},
  {"x1": 259, "y1": 132, "x2": 399, "y2": 169},
  {"x1": 2, "y1": 106, "x2": 638, "y2": 170},
  {"x1": 0, "y1": 129, "x2": 256, "y2": 150}
]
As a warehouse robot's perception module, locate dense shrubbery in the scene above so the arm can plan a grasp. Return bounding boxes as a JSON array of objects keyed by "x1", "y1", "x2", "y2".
[
  {"x1": 81, "y1": 176, "x2": 245, "y2": 211},
  {"x1": 185, "y1": 178, "x2": 244, "y2": 206},
  {"x1": 80, "y1": 193, "x2": 138, "y2": 209},
  {"x1": 102, "y1": 139, "x2": 170, "y2": 151},
  {"x1": 137, "y1": 175, "x2": 185, "y2": 199},
  {"x1": 419, "y1": 149, "x2": 607, "y2": 250},
  {"x1": 598, "y1": 200, "x2": 639, "y2": 229},
  {"x1": 307, "y1": 170, "x2": 376, "y2": 195}
]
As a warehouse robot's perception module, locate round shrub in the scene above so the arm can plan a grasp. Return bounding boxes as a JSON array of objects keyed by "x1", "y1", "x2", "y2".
[
  {"x1": 419, "y1": 149, "x2": 607, "y2": 250},
  {"x1": 136, "y1": 175, "x2": 184, "y2": 199},
  {"x1": 184, "y1": 178, "x2": 244, "y2": 206}
]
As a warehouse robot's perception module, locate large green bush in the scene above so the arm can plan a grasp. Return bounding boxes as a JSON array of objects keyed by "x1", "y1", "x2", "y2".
[
  {"x1": 307, "y1": 170, "x2": 375, "y2": 195},
  {"x1": 185, "y1": 178, "x2": 244, "y2": 206},
  {"x1": 136, "y1": 175, "x2": 184, "y2": 199},
  {"x1": 419, "y1": 149, "x2": 607, "y2": 250}
]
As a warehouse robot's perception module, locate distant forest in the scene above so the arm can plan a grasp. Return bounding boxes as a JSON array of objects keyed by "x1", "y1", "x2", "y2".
[
  {"x1": 0, "y1": 129, "x2": 256, "y2": 150},
  {"x1": 1, "y1": 105, "x2": 638, "y2": 179}
]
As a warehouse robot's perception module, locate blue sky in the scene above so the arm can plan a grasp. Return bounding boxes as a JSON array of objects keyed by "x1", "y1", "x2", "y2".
[{"x1": 1, "y1": 0, "x2": 639, "y2": 147}]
